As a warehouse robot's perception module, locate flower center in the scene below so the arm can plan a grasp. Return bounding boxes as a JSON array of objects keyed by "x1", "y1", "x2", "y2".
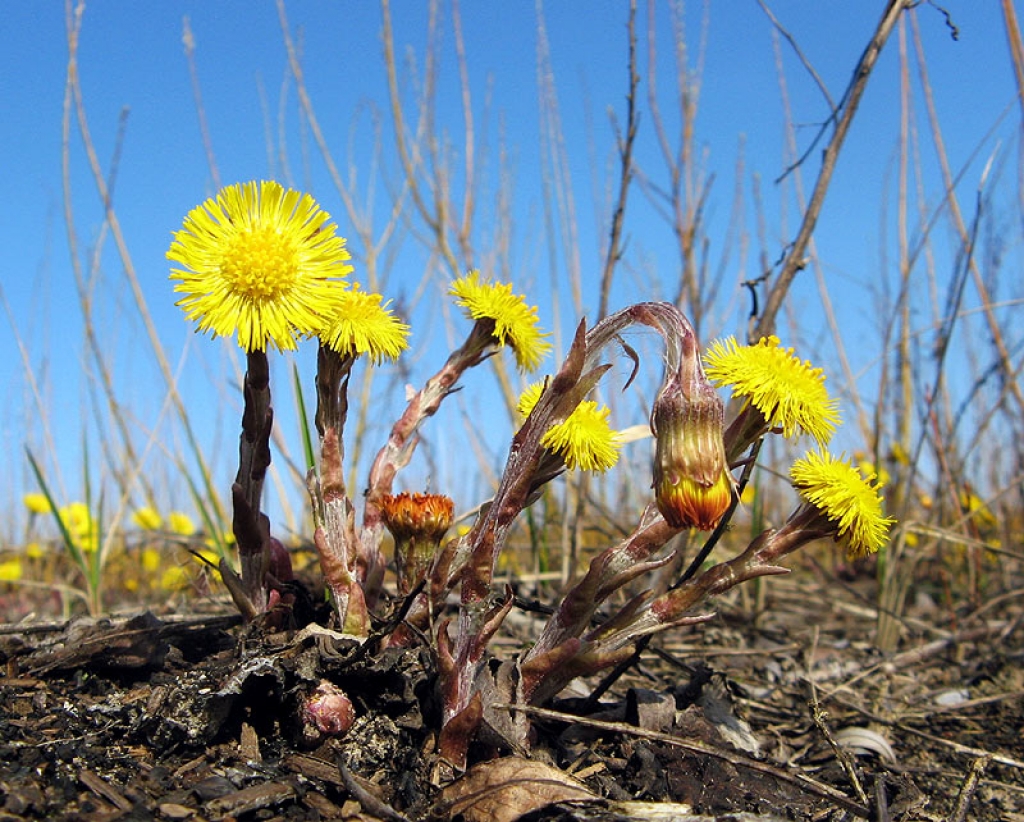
[{"x1": 220, "y1": 227, "x2": 299, "y2": 299}]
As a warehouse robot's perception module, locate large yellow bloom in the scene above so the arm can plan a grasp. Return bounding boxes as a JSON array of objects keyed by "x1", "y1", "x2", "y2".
[
  {"x1": 168, "y1": 181, "x2": 352, "y2": 352},
  {"x1": 450, "y1": 271, "x2": 551, "y2": 371},
  {"x1": 319, "y1": 285, "x2": 410, "y2": 364},
  {"x1": 790, "y1": 451, "x2": 894, "y2": 558},
  {"x1": 518, "y1": 383, "x2": 620, "y2": 472},
  {"x1": 705, "y1": 336, "x2": 840, "y2": 447}
]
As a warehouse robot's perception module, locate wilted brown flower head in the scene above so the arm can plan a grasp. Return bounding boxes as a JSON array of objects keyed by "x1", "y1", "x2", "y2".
[{"x1": 380, "y1": 492, "x2": 455, "y2": 594}]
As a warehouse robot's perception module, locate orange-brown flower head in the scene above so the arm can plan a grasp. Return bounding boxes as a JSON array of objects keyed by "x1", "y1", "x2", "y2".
[
  {"x1": 380, "y1": 492, "x2": 455, "y2": 594},
  {"x1": 651, "y1": 369, "x2": 735, "y2": 531}
]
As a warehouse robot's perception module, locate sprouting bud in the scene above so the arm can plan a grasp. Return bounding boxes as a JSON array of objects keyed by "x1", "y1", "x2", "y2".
[
  {"x1": 651, "y1": 354, "x2": 735, "y2": 531},
  {"x1": 380, "y1": 492, "x2": 455, "y2": 595},
  {"x1": 301, "y1": 680, "x2": 355, "y2": 746},
  {"x1": 267, "y1": 537, "x2": 294, "y2": 583}
]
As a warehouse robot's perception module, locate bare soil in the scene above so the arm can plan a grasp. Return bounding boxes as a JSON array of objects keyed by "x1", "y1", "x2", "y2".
[{"x1": 1, "y1": 570, "x2": 1021, "y2": 821}]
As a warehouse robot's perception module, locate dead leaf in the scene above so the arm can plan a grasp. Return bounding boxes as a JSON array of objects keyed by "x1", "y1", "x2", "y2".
[{"x1": 437, "y1": 756, "x2": 594, "y2": 822}]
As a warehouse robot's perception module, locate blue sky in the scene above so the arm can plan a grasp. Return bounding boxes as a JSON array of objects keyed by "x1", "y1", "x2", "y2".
[{"x1": 2, "y1": 2, "x2": 1020, "y2": 534}]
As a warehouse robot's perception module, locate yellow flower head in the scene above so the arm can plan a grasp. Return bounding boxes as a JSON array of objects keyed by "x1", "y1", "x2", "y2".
[
  {"x1": 168, "y1": 511, "x2": 197, "y2": 537},
  {"x1": 160, "y1": 565, "x2": 192, "y2": 592},
  {"x1": 705, "y1": 336, "x2": 840, "y2": 447},
  {"x1": 790, "y1": 451, "x2": 894, "y2": 558},
  {"x1": 450, "y1": 271, "x2": 552, "y2": 371},
  {"x1": 132, "y1": 506, "x2": 163, "y2": 532},
  {"x1": 23, "y1": 493, "x2": 51, "y2": 515},
  {"x1": 319, "y1": 285, "x2": 410, "y2": 364},
  {"x1": 142, "y1": 547, "x2": 162, "y2": 573},
  {"x1": 518, "y1": 383, "x2": 620, "y2": 472},
  {"x1": 168, "y1": 180, "x2": 353, "y2": 352},
  {"x1": 0, "y1": 558, "x2": 23, "y2": 582},
  {"x1": 59, "y1": 502, "x2": 99, "y2": 553}
]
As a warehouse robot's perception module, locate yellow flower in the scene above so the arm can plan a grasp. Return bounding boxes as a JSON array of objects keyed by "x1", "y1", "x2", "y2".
[
  {"x1": 855, "y1": 456, "x2": 890, "y2": 488},
  {"x1": 319, "y1": 285, "x2": 410, "y2": 363},
  {"x1": 168, "y1": 511, "x2": 197, "y2": 536},
  {"x1": 0, "y1": 558, "x2": 23, "y2": 582},
  {"x1": 23, "y1": 493, "x2": 51, "y2": 515},
  {"x1": 142, "y1": 548, "x2": 162, "y2": 573},
  {"x1": 132, "y1": 506, "x2": 163, "y2": 531},
  {"x1": 518, "y1": 383, "x2": 620, "y2": 472},
  {"x1": 59, "y1": 502, "x2": 99, "y2": 551},
  {"x1": 705, "y1": 336, "x2": 840, "y2": 447},
  {"x1": 450, "y1": 271, "x2": 551, "y2": 371},
  {"x1": 160, "y1": 565, "x2": 191, "y2": 592},
  {"x1": 790, "y1": 451, "x2": 894, "y2": 559},
  {"x1": 25, "y1": 542, "x2": 46, "y2": 559},
  {"x1": 960, "y1": 489, "x2": 997, "y2": 528},
  {"x1": 168, "y1": 180, "x2": 352, "y2": 352}
]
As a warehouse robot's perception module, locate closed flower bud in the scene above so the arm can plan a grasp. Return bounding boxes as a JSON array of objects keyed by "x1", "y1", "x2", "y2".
[
  {"x1": 301, "y1": 681, "x2": 355, "y2": 746},
  {"x1": 651, "y1": 374, "x2": 734, "y2": 531}
]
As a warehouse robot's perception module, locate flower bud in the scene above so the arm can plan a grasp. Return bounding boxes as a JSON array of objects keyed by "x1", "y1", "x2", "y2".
[
  {"x1": 651, "y1": 375, "x2": 734, "y2": 530},
  {"x1": 301, "y1": 681, "x2": 355, "y2": 746},
  {"x1": 380, "y1": 492, "x2": 455, "y2": 594}
]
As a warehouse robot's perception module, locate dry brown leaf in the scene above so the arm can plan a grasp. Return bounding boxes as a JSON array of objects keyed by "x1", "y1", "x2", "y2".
[{"x1": 437, "y1": 756, "x2": 594, "y2": 822}]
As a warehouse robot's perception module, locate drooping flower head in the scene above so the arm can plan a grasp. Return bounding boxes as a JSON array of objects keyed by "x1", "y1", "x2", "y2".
[
  {"x1": 517, "y1": 383, "x2": 620, "y2": 472},
  {"x1": 450, "y1": 271, "x2": 552, "y2": 371},
  {"x1": 789, "y1": 451, "x2": 894, "y2": 558},
  {"x1": 651, "y1": 372, "x2": 735, "y2": 531},
  {"x1": 705, "y1": 336, "x2": 840, "y2": 459},
  {"x1": 648, "y1": 325, "x2": 735, "y2": 531},
  {"x1": 168, "y1": 181, "x2": 352, "y2": 352},
  {"x1": 319, "y1": 284, "x2": 410, "y2": 364}
]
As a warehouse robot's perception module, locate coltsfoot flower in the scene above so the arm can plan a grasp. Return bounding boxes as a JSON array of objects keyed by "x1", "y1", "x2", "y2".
[
  {"x1": 168, "y1": 181, "x2": 352, "y2": 352},
  {"x1": 790, "y1": 451, "x2": 894, "y2": 558},
  {"x1": 0, "y1": 558, "x2": 22, "y2": 582},
  {"x1": 23, "y1": 493, "x2": 50, "y2": 515},
  {"x1": 319, "y1": 285, "x2": 410, "y2": 363},
  {"x1": 517, "y1": 383, "x2": 620, "y2": 472},
  {"x1": 132, "y1": 507, "x2": 163, "y2": 531},
  {"x1": 380, "y1": 492, "x2": 454, "y2": 594},
  {"x1": 59, "y1": 503, "x2": 99, "y2": 552},
  {"x1": 705, "y1": 336, "x2": 840, "y2": 457},
  {"x1": 450, "y1": 271, "x2": 552, "y2": 371},
  {"x1": 651, "y1": 376, "x2": 734, "y2": 530},
  {"x1": 168, "y1": 511, "x2": 196, "y2": 536}
]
